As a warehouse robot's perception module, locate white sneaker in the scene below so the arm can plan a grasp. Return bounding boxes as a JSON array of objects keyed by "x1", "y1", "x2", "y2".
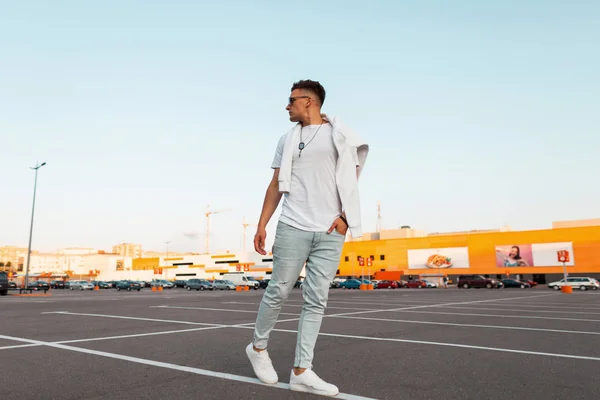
[
  {"x1": 246, "y1": 343, "x2": 278, "y2": 384},
  {"x1": 289, "y1": 368, "x2": 339, "y2": 396}
]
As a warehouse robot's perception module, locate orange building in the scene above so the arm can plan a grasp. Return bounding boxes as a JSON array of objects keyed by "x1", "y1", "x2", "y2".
[{"x1": 339, "y1": 225, "x2": 600, "y2": 283}]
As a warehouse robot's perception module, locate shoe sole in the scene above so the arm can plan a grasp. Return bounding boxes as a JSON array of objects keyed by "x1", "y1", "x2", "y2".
[
  {"x1": 246, "y1": 345, "x2": 278, "y2": 385},
  {"x1": 290, "y1": 383, "x2": 339, "y2": 397}
]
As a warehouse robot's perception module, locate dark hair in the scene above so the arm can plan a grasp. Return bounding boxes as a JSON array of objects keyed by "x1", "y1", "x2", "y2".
[
  {"x1": 511, "y1": 246, "x2": 522, "y2": 260},
  {"x1": 291, "y1": 79, "x2": 326, "y2": 106}
]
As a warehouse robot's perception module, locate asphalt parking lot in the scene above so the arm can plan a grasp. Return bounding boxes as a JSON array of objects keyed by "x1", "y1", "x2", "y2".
[{"x1": 1, "y1": 287, "x2": 599, "y2": 400}]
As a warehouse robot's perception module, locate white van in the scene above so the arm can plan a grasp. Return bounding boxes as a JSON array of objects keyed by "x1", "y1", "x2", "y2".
[{"x1": 221, "y1": 273, "x2": 259, "y2": 290}]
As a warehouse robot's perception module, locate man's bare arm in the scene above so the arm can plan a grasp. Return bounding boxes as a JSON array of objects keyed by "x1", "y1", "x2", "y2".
[{"x1": 254, "y1": 169, "x2": 283, "y2": 255}]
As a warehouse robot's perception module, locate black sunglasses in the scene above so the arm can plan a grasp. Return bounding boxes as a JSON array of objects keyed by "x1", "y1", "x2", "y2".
[{"x1": 288, "y1": 96, "x2": 311, "y2": 105}]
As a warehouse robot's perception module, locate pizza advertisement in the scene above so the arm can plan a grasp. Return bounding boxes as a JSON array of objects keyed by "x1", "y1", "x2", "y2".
[{"x1": 408, "y1": 247, "x2": 470, "y2": 270}]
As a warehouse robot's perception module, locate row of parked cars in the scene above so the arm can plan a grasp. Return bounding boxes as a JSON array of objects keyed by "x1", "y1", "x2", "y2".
[
  {"x1": 331, "y1": 279, "x2": 437, "y2": 289},
  {"x1": 457, "y1": 275, "x2": 600, "y2": 290},
  {"x1": 53, "y1": 278, "x2": 244, "y2": 292}
]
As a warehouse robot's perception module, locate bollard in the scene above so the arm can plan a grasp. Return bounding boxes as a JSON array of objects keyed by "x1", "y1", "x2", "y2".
[{"x1": 561, "y1": 286, "x2": 573, "y2": 294}]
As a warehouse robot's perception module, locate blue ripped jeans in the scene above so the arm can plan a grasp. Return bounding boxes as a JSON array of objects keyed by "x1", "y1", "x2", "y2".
[{"x1": 252, "y1": 221, "x2": 345, "y2": 368}]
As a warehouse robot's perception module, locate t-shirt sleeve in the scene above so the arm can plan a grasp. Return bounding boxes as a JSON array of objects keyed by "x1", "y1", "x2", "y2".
[{"x1": 271, "y1": 134, "x2": 286, "y2": 169}]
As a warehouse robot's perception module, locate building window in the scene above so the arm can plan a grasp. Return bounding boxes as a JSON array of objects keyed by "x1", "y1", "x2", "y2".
[
  {"x1": 344, "y1": 256, "x2": 349, "y2": 262},
  {"x1": 380, "y1": 255, "x2": 385, "y2": 261},
  {"x1": 369, "y1": 255, "x2": 374, "y2": 261}
]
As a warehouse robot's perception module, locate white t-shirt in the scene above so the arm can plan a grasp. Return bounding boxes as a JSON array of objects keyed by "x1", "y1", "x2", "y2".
[{"x1": 271, "y1": 122, "x2": 342, "y2": 231}]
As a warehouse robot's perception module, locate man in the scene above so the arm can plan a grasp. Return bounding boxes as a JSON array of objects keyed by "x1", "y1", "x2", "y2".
[{"x1": 246, "y1": 79, "x2": 368, "y2": 396}]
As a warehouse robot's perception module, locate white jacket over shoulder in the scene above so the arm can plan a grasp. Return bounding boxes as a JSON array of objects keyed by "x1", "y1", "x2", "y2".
[{"x1": 278, "y1": 114, "x2": 369, "y2": 238}]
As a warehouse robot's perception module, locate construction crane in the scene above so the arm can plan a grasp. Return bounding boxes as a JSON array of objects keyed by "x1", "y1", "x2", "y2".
[
  {"x1": 205, "y1": 204, "x2": 231, "y2": 254},
  {"x1": 242, "y1": 216, "x2": 258, "y2": 252},
  {"x1": 376, "y1": 201, "x2": 382, "y2": 233}
]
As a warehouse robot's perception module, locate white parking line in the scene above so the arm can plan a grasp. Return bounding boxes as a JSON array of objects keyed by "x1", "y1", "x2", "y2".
[
  {"x1": 471, "y1": 303, "x2": 600, "y2": 311},
  {"x1": 229, "y1": 326, "x2": 600, "y2": 362},
  {"x1": 224, "y1": 302, "x2": 381, "y2": 311},
  {"x1": 0, "y1": 334, "x2": 376, "y2": 400},
  {"x1": 329, "y1": 315, "x2": 600, "y2": 335},
  {"x1": 0, "y1": 343, "x2": 41, "y2": 350},
  {"x1": 151, "y1": 305, "x2": 300, "y2": 316},
  {"x1": 324, "y1": 300, "x2": 600, "y2": 314},
  {"x1": 388, "y1": 309, "x2": 600, "y2": 323},
  {"x1": 57, "y1": 326, "x2": 225, "y2": 344},
  {"x1": 438, "y1": 305, "x2": 600, "y2": 315},
  {"x1": 40, "y1": 311, "x2": 230, "y2": 326},
  {"x1": 0, "y1": 326, "x2": 230, "y2": 351},
  {"x1": 40, "y1": 311, "x2": 269, "y2": 329}
]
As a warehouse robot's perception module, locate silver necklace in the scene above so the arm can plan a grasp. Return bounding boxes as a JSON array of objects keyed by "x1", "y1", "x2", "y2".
[{"x1": 298, "y1": 122, "x2": 323, "y2": 158}]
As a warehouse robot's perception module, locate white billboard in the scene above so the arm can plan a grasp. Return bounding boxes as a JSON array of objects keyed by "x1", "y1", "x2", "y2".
[{"x1": 408, "y1": 247, "x2": 470, "y2": 270}]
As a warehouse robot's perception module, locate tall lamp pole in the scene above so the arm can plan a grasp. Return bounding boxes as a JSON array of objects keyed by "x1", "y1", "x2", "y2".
[
  {"x1": 164, "y1": 240, "x2": 171, "y2": 279},
  {"x1": 24, "y1": 161, "x2": 47, "y2": 289}
]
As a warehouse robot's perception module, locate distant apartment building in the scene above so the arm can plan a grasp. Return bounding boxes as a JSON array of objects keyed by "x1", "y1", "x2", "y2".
[
  {"x1": 27, "y1": 253, "x2": 62, "y2": 274},
  {"x1": 0, "y1": 246, "x2": 28, "y2": 271},
  {"x1": 75, "y1": 253, "x2": 133, "y2": 278},
  {"x1": 112, "y1": 243, "x2": 143, "y2": 258}
]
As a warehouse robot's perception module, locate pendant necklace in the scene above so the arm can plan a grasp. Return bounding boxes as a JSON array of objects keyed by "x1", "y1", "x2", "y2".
[{"x1": 298, "y1": 122, "x2": 323, "y2": 158}]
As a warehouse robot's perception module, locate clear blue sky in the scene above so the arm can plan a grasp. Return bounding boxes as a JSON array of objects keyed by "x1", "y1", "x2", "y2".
[{"x1": 1, "y1": 1, "x2": 598, "y2": 254}]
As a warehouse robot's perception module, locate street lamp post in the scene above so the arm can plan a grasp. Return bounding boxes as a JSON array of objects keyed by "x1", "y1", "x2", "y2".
[
  {"x1": 24, "y1": 161, "x2": 47, "y2": 289},
  {"x1": 164, "y1": 241, "x2": 171, "y2": 279}
]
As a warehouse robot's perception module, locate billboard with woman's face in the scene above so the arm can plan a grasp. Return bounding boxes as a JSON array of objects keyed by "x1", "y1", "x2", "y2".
[{"x1": 495, "y1": 242, "x2": 574, "y2": 267}]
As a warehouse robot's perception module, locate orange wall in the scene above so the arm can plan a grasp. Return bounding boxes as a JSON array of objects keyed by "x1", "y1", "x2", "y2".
[{"x1": 339, "y1": 226, "x2": 600, "y2": 276}]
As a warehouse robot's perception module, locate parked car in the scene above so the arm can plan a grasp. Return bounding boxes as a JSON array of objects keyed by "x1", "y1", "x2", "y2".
[
  {"x1": 153, "y1": 279, "x2": 174, "y2": 289},
  {"x1": 405, "y1": 280, "x2": 428, "y2": 289},
  {"x1": 376, "y1": 280, "x2": 398, "y2": 289},
  {"x1": 548, "y1": 277, "x2": 599, "y2": 291},
  {"x1": 259, "y1": 279, "x2": 271, "y2": 289},
  {"x1": 458, "y1": 275, "x2": 503, "y2": 289},
  {"x1": 70, "y1": 280, "x2": 94, "y2": 290},
  {"x1": 339, "y1": 279, "x2": 371, "y2": 289},
  {"x1": 28, "y1": 280, "x2": 50, "y2": 291},
  {"x1": 50, "y1": 280, "x2": 66, "y2": 289},
  {"x1": 522, "y1": 279, "x2": 538, "y2": 287},
  {"x1": 115, "y1": 281, "x2": 142, "y2": 291},
  {"x1": 339, "y1": 279, "x2": 362, "y2": 289},
  {"x1": 185, "y1": 279, "x2": 215, "y2": 291},
  {"x1": 91, "y1": 281, "x2": 110, "y2": 289},
  {"x1": 212, "y1": 280, "x2": 236, "y2": 290},
  {"x1": 8, "y1": 281, "x2": 17, "y2": 289},
  {"x1": 173, "y1": 280, "x2": 187, "y2": 288},
  {"x1": 0, "y1": 272, "x2": 8, "y2": 296},
  {"x1": 501, "y1": 279, "x2": 531, "y2": 289}
]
